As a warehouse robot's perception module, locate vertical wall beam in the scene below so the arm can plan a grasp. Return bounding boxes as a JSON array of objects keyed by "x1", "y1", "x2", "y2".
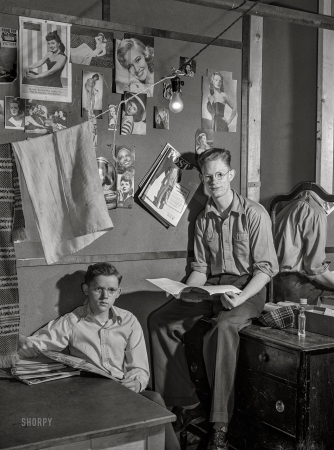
[
  {"x1": 247, "y1": 16, "x2": 263, "y2": 202},
  {"x1": 316, "y1": 0, "x2": 334, "y2": 192},
  {"x1": 102, "y1": 0, "x2": 110, "y2": 22},
  {"x1": 241, "y1": 15, "x2": 250, "y2": 197}
]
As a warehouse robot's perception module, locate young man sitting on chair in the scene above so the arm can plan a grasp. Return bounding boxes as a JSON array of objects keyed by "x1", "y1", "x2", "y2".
[
  {"x1": 149, "y1": 148, "x2": 278, "y2": 449},
  {"x1": 18, "y1": 262, "x2": 180, "y2": 450}
]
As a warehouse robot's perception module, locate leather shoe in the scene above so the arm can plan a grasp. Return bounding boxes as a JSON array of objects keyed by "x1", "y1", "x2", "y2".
[
  {"x1": 172, "y1": 403, "x2": 206, "y2": 433},
  {"x1": 207, "y1": 426, "x2": 229, "y2": 450}
]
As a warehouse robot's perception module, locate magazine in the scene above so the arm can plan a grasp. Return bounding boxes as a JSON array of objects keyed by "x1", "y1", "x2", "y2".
[
  {"x1": 147, "y1": 278, "x2": 242, "y2": 301},
  {"x1": 138, "y1": 143, "x2": 200, "y2": 227},
  {"x1": 10, "y1": 351, "x2": 120, "y2": 385},
  {"x1": 10, "y1": 354, "x2": 80, "y2": 385}
]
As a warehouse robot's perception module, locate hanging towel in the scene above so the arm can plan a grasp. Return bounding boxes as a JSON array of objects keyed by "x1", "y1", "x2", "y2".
[
  {"x1": 12, "y1": 121, "x2": 113, "y2": 264},
  {"x1": 0, "y1": 144, "x2": 20, "y2": 368}
]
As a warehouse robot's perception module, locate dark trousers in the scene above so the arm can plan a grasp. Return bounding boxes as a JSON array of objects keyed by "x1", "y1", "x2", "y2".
[
  {"x1": 274, "y1": 272, "x2": 334, "y2": 305},
  {"x1": 141, "y1": 391, "x2": 180, "y2": 450},
  {"x1": 149, "y1": 274, "x2": 265, "y2": 423}
]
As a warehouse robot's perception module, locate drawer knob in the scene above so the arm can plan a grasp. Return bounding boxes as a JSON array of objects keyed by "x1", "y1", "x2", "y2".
[
  {"x1": 190, "y1": 362, "x2": 198, "y2": 373},
  {"x1": 258, "y1": 351, "x2": 269, "y2": 362},
  {"x1": 276, "y1": 400, "x2": 285, "y2": 413}
]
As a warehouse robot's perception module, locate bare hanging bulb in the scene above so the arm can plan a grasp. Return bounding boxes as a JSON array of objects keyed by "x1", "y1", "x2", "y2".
[{"x1": 169, "y1": 77, "x2": 184, "y2": 113}]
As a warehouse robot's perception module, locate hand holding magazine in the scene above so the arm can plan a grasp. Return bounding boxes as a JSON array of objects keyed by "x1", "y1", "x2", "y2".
[{"x1": 147, "y1": 278, "x2": 242, "y2": 301}]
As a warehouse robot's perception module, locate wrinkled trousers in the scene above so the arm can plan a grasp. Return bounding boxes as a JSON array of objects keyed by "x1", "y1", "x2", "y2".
[{"x1": 149, "y1": 274, "x2": 265, "y2": 423}]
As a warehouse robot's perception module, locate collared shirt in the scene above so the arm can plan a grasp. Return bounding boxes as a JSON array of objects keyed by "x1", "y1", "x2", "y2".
[
  {"x1": 191, "y1": 189, "x2": 278, "y2": 278},
  {"x1": 275, "y1": 190, "x2": 329, "y2": 278},
  {"x1": 27, "y1": 304, "x2": 149, "y2": 391}
]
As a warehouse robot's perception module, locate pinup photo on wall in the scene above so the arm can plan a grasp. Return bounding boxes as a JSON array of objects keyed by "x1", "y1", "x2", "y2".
[
  {"x1": 115, "y1": 146, "x2": 135, "y2": 175},
  {"x1": 0, "y1": 27, "x2": 18, "y2": 83},
  {"x1": 70, "y1": 26, "x2": 114, "y2": 68},
  {"x1": 5, "y1": 96, "x2": 25, "y2": 130},
  {"x1": 115, "y1": 34, "x2": 154, "y2": 97},
  {"x1": 97, "y1": 156, "x2": 117, "y2": 210},
  {"x1": 201, "y1": 70, "x2": 237, "y2": 132},
  {"x1": 120, "y1": 92, "x2": 147, "y2": 135},
  {"x1": 154, "y1": 107, "x2": 169, "y2": 130},
  {"x1": 82, "y1": 70, "x2": 103, "y2": 120},
  {"x1": 108, "y1": 104, "x2": 117, "y2": 131},
  {"x1": 24, "y1": 99, "x2": 68, "y2": 134},
  {"x1": 195, "y1": 128, "x2": 213, "y2": 156},
  {"x1": 19, "y1": 17, "x2": 71, "y2": 102},
  {"x1": 179, "y1": 56, "x2": 196, "y2": 77}
]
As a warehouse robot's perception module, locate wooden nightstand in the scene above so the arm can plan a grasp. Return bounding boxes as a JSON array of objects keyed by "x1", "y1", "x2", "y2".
[
  {"x1": 183, "y1": 321, "x2": 334, "y2": 450},
  {"x1": 229, "y1": 324, "x2": 334, "y2": 450}
]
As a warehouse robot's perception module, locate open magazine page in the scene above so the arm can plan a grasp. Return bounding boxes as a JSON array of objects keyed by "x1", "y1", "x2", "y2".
[
  {"x1": 140, "y1": 144, "x2": 200, "y2": 226},
  {"x1": 147, "y1": 278, "x2": 242, "y2": 299},
  {"x1": 42, "y1": 351, "x2": 120, "y2": 381}
]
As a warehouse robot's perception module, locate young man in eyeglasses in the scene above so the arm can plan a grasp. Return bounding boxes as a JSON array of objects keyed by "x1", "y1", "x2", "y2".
[
  {"x1": 149, "y1": 148, "x2": 278, "y2": 450},
  {"x1": 18, "y1": 262, "x2": 180, "y2": 450}
]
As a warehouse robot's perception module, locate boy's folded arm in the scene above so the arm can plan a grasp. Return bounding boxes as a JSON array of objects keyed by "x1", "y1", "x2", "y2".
[{"x1": 26, "y1": 315, "x2": 71, "y2": 353}]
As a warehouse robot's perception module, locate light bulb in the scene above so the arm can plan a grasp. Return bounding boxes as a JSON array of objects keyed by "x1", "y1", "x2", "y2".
[{"x1": 169, "y1": 92, "x2": 184, "y2": 113}]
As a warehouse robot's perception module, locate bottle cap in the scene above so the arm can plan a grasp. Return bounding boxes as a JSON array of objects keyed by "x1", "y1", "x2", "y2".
[{"x1": 300, "y1": 298, "x2": 308, "y2": 306}]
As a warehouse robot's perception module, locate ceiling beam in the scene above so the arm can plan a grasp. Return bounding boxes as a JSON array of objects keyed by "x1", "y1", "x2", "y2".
[{"x1": 175, "y1": 0, "x2": 334, "y2": 31}]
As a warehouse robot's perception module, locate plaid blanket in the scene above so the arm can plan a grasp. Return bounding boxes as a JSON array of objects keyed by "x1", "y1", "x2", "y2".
[
  {"x1": 0, "y1": 143, "x2": 22, "y2": 367},
  {"x1": 258, "y1": 305, "x2": 297, "y2": 329}
]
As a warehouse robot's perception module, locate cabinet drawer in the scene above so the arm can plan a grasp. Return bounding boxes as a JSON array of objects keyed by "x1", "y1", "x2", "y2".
[
  {"x1": 239, "y1": 337, "x2": 298, "y2": 383},
  {"x1": 235, "y1": 368, "x2": 297, "y2": 436}
]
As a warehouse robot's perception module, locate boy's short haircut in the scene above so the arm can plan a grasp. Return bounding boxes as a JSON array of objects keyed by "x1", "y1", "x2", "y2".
[
  {"x1": 197, "y1": 148, "x2": 231, "y2": 171},
  {"x1": 84, "y1": 262, "x2": 122, "y2": 285}
]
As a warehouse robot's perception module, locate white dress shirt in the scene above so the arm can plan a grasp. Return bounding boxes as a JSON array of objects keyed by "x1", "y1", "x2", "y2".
[{"x1": 27, "y1": 304, "x2": 150, "y2": 391}]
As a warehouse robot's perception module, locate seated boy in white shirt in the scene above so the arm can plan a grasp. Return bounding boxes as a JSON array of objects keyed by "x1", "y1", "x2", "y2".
[{"x1": 18, "y1": 262, "x2": 180, "y2": 450}]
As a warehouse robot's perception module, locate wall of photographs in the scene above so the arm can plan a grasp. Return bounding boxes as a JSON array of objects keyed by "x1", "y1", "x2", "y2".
[{"x1": 0, "y1": 8, "x2": 243, "y2": 343}]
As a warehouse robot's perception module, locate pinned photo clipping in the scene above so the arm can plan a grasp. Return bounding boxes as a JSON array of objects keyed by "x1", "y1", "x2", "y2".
[
  {"x1": 19, "y1": 17, "x2": 72, "y2": 102},
  {"x1": 115, "y1": 34, "x2": 154, "y2": 97}
]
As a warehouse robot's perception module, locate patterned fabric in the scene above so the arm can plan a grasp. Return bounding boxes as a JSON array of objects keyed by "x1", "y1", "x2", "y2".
[
  {"x1": 0, "y1": 144, "x2": 20, "y2": 367},
  {"x1": 258, "y1": 305, "x2": 297, "y2": 329}
]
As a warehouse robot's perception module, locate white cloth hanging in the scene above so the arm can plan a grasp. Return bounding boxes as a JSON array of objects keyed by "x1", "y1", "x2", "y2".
[{"x1": 12, "y1": 121, "x2": 113, "y2": 264}]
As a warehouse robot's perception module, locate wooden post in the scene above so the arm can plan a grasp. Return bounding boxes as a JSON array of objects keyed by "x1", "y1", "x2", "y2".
[
  {"x1": 316, "y1": 0, "x2": 334, "y2": 193},
  {"x1": 247, "y1": 16, "x2": 263, "y2": 202},
  {"x1": 102, "y1": 0, "x2": 110, "y2": 22}
]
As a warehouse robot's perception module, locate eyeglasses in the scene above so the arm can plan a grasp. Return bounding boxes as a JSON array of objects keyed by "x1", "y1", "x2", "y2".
[
  {"x1": 93, "y1": 287, "x2": 119, "y2": 297},
  {"x1": 203, "y1": 170, "x2": 230, "y2": 183}
]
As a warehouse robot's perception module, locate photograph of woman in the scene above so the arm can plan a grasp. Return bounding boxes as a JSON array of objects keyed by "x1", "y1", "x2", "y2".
[
  {"x1": 180, "y1": 56, "x2": 196, "y2": 77},
  {"x1": 154, "y1": 107, "x2": 169, "y2": 130},
  {"x1": 201, "y1": 70, "x2": 238, "y2": 132},
  {"x1": 22, "y1": 30, "x2": 66, "y2": 88},
  {"x1": 195, "y1": 129, "x2": 213, "y2": 156},
  {"x1": 70, "y1": 27, "x2": 114, "y2": 68},
  {"x1": 5, "y1": 96, "x2": 25, "y2": 130},
  {"x1": 115, "y1": 34, "x2": 154, "y2": 97},
  {"x1": 120, "y1": 93, "x2": 147, "y2": 135},
  {"x1": 82, "y1": 71, "x2": 103, "y2": 119},
  {"x1": 19, "y1": 18, "x2": 71, "y2": 102}
]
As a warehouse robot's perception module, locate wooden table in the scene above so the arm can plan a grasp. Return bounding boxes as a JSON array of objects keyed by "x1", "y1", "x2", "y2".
[{"x1": 0, "y1": 375, "x2": 175, "y2": 450}]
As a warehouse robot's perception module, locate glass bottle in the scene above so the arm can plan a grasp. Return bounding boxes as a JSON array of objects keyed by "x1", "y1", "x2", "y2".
[{"x1": 298, "y1": 298, "x2": 307, "y2": 338}]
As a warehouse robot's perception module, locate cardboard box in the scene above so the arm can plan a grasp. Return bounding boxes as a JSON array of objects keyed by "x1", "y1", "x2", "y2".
[{"x1": 293, "y1": 306, "x2": 334, "y2": 338}]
